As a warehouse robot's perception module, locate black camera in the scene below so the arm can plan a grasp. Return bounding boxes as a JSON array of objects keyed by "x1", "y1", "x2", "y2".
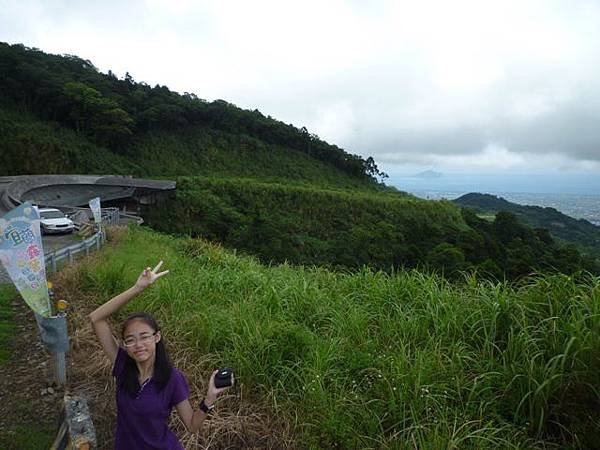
[{"x1": 214, "y1": 367, "x2": 234, "y2": 388}]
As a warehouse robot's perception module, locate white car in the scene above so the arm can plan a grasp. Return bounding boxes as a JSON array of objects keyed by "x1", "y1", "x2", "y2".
[{"x1": 38, "y1": 208, "x2": 75, "y2": 234}]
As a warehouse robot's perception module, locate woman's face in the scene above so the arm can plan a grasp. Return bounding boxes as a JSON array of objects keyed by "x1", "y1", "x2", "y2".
[{"x1": 122, "y1": 319, "x2": 161, "y2": 364}]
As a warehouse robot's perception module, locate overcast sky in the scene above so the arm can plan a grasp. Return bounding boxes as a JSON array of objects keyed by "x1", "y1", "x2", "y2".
[{"x1": 2, "y1": 0, "x2": 600, "y2": 175}]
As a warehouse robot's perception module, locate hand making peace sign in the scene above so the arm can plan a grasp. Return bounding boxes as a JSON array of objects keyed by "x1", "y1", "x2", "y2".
[{"x1": 134, "y1": 260, "x2": 170, "y2": 290}]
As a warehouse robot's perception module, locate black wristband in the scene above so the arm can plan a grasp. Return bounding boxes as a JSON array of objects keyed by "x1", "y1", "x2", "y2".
[{"x1": 199, "y1": 398, "x2": 214, "y2": 414}]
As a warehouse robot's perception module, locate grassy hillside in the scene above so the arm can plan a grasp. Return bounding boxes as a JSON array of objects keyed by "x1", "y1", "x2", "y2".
[
  {"x1": 454, "y1": 193, "x2": 600, "y2": 259},
  {"x1": 72, "y1": 226, "x2": 600, "y2": 449}
]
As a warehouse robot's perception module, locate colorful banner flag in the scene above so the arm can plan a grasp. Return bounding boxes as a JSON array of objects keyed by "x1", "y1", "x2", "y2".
[
  {"x1": 0, "y1": 203, "x2": 52, "y2": 317},
  {"x1": 88, "y1": 197, "x2": 102, "y2": 224}
]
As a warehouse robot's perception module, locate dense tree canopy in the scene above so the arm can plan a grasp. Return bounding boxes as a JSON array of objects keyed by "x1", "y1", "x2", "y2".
[
  {"x1": 454, "y1": 193, "x2": 600, "y2": 260},
  {"x1": 144, "y1": 177, "x2": 599, "y2": 280},
  {"x1": 1, "y1": 41, "x2": 594, "y2": 280},
  {"x1": 0, "y1": 42, "x2": 387, "y2": 181}
]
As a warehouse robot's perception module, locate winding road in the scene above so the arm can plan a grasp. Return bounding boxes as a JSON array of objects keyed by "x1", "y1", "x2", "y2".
[{"x1": 0, "y1": 174, "x2": 173, "y2": 284}]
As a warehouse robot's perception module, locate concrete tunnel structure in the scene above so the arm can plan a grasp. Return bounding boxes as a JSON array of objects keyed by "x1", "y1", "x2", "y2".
[
  {"x1": 0, "y1": 175, "x2": 176, "y2": 213},
  {"x1": 0, "y1": 175, "x2": 176, "y2": 283}
]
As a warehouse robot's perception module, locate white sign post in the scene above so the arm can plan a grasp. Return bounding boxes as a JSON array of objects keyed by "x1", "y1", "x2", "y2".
[
  {"x1": 88, "y1": 197, "x2": 102, "y2": 224},
  {"x1": 88, "y1": 197, "x2": 103, "y2": 240}
]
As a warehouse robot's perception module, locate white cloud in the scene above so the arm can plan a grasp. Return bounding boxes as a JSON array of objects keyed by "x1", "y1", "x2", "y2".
[
  {"x1": 429, "y1": 144, "x2": 526, "y2": 170},
  {"x1": 377, "y1": 144, "x2": 600, "y2": 173},
  {"x1": 1, "y1": 0, "x2": 600, "y2": 174}
]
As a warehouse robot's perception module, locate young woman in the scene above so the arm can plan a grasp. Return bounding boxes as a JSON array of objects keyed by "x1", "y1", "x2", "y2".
[{"x1": 89, "y1": 261, "x2": 231, "y2": 449}]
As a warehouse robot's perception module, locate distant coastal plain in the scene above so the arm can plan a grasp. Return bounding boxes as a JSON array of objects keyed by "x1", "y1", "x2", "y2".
[{"x1": 391, "y1": 172, "x2": 600, "y2": 225}]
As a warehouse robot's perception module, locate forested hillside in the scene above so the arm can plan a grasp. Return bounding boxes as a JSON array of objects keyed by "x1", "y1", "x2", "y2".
[
  {"x1": 0, "y1": 42, "x2": 597, "y2": 279},
  {"x1": 0, "y1": 104, "x2": 379, "y2": 188},
  {"x1": 454, "y1": 193, "x2": 600, "y2": 260},
  {"x1": 144, "y1": 177, "x2": 599, "y2": 278},
  {"x1": 0, "y1": 42, "x2": 385, "y2": 183}
]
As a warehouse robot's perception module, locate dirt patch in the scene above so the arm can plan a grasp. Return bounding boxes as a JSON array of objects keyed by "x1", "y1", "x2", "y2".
[
  {"x1": 0, "y1": 228, "x2": 296, "y2": 449},
  {"x1": 0, "y1": 296, "x2": 62, "y2": 447}
]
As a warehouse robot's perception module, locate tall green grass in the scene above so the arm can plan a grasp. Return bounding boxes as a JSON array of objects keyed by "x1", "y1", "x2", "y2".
[{"x1": 80, "y1": 227, "x2": 600, "y2": 449}]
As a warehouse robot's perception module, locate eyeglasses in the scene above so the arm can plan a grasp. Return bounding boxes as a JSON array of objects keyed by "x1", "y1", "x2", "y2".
[{"x1": 123, "y1": 332, "x2": 157, "y2": 347}]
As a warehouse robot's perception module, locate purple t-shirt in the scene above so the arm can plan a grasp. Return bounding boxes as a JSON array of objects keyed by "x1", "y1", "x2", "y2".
[{"x1": 112, "y1": 347, "x2": 189, "y2": 450}]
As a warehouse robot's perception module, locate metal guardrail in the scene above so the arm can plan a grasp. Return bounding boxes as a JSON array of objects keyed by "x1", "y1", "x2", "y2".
[
  {"x1": 65, "y1": 206, "x2": 121, "y2": 226},
  {"x1": 119, "y1": 211, "x2": 144, "y2": 225},
  {"x1": 65, "y1": 206, "x2": 143, "y2": 226},
  {"x1": 45, "y1": 230, "x2": 105, "y2": 274},
  {"x1": 44, "y1": 206, "x2": 138, "y2": 273},
  {"x1": 101, "y1": 207, "x2": 120, "y2": 225}
]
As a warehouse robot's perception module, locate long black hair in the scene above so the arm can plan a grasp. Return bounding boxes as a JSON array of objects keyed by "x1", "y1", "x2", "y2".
[{"x1": 119, "y1": 312, "x2": 173, "y2": 398}]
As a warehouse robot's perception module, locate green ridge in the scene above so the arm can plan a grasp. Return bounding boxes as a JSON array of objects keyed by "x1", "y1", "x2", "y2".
[
  {"x1": 454, "y1": 193, "x2": 600, "y2": 259},
  {"x1": 143, "y1": 177, "x2": 598, "y2": 278}
]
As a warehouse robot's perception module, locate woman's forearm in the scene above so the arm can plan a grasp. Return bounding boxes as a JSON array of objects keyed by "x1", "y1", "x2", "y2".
[
  {"x1": 189, "y1": 393, "x2": 217, "y2": 433},
  {"x1": 189, "y1": 409, "x2": 209, "y2": 433},
  {"x1": 89, "y1": 284, "x2": 143, "y2": 323}
]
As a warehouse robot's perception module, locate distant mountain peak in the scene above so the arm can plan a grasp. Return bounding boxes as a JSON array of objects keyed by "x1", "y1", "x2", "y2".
[{"x1": 413, "y1": 170, "x2": 443, "y2": 178}]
